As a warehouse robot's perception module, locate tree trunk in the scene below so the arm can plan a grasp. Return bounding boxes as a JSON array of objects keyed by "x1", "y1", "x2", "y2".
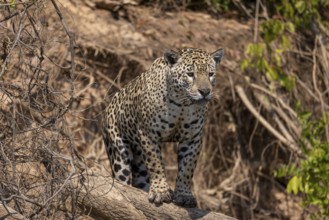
[{"x1": 72, "y1": 171, "x2": 237, "y2": 220}]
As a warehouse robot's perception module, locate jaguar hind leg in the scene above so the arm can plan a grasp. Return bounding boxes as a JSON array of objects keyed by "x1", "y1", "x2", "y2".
[
  {"x1": 131, "y1": 150, "x2": 150, "y2": 191},
  {"x1": 103, "y1": 134, "x2": 133, "y2": 185}
]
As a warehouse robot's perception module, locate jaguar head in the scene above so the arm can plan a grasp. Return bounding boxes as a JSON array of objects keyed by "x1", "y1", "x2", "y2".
[{"x1": 164, "y1": 48, "x2": 224, "y2": 104}]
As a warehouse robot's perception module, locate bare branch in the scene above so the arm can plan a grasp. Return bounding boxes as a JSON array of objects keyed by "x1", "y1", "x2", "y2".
[{"x1": 235, "y1": 85, "x2": 303, "y2": 156}]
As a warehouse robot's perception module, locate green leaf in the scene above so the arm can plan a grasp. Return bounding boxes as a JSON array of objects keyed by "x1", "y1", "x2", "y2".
[
  {"x1": 273, "y1": 20, "x2": 285, "y2": 35},
  {"x1": 10, "y1": 0, "x2": 17, "y2": 8},
  {"x1": 295, "y1": 1, "x2": 306, "y2": 13},
  {"x1": 287, "y1": 176, "x2": 300, "y2": 195},
  {"x1": 240, "y1": 59, "x2": 250, "y2": 71},
  {"x1": 283, "y1": 2, "x2": 294, "y2": 18},
  {"x1": 299, "y1": 112, "x2": 312, "y2": 122},
  {"x1": 303, "y1": 182, "x2": 310, "y2": 193},
  {"x1": 273, "y1": 53, "x2": 282, "y2": 66},
  {"x1": 281, "y1": 35, "x2": 291, "y2": 50},
  {"x1": 280, "y1": 74, "x2": 295, "y2": 90},
  {"x1": 265, "y1": 66, "x2": 279, "y2": 81},
  {"x1": 286, "y1": 21, "x2": 295, "y2": 33}
]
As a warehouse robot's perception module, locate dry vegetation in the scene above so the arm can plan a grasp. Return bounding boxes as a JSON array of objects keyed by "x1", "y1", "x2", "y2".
[{"x1": 1, "y1": 0, "x2": 329, "y2": 219}]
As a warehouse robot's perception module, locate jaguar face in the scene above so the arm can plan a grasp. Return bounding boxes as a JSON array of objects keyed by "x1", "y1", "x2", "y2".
[{"x1": 164, "y1": 48, "x2": 224, "y2": 104}]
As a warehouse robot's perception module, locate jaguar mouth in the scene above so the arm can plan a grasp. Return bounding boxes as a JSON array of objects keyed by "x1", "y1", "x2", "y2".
[
  {"x1": 191, "y1": 97, "x2": 211, "y2": 105},
  {"x1": 186, "y1": 91, "x2": 212, "y2": 105}
]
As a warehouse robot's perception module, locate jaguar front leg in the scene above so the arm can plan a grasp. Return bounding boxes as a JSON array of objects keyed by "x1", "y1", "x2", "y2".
[
  {"x1": 174, "y1": 137, "x2": 202, "y2": 208},
  {"x1": 138, "y1": 130, "x2": 173, "y2": 205}
]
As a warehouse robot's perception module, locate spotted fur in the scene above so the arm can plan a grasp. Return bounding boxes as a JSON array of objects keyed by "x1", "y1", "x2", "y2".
[{"x1": 103, "y1": 48, "x2": 224, "y2": 207}]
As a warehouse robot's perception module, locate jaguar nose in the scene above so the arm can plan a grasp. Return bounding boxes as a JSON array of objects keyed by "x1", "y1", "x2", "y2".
[{"x1": 198, "y1": 88, "x2": 211, "y2": 97}]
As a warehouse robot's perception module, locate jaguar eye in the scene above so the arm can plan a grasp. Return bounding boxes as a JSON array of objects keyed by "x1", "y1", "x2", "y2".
[
  {"x1": 209, "y1": 72, "x2": 215, "y2": 77},
  {"x1": 186, "y1": 72, "x2": 194, "y2": 78}
]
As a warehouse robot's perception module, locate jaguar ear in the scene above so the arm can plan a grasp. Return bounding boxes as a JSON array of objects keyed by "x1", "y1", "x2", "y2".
[
  {"x1": 211, "y1": 48, "x2": 224, "y2": 64},
  {"x1": 164, "y1": 50, "x2": 179, "y2": 66}
]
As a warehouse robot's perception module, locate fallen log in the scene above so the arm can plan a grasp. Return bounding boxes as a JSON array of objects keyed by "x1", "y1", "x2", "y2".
[
  {"x1": 72, "y1": 171, "x2": 237, "y2": 220},
  {"x1": 0, "y1": 162, "x2": 236, "y2": 220}
]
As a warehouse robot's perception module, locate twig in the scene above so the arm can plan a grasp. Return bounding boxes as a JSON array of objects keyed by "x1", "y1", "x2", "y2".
[
  {"x1": 250, "y1": 83, "x2": 298, "y2": 118},
  {"x1": 50, "y1": 0, "x2": 76, "y2": 117},
  {"x1": 232, "y1": 0, "x2": 252, "y2": 18},
  {"x1": 0, "y1": 4, "x2": 26, "y2": 78},
  {"x1": 0, "y1": 202, "x2": 27, "y2": 220},
  {"x1": 95, "y1": 70, "x2": 122, "y2": 90},
  {"x1": 272, "y1": 105, "x2": 301, "y2": 138},
  {"x1": 235, "y1": 85, "x2": 303, "y2": 156},
  {"x1": 312, "y1": 36, "x2": 329, "y2": 140},
  {"x1": 296, "y1": 77, "x2": 329, "y2": 107},
  {"x1": 115, "y1": 66, "x2": 127, "y2": 87},
  {"x1": 0, "y1": 1, "x2": 36, "y2": 23},
  {"x1": 74, "y1": 72, "x2": 95, "y2": 98},
  {"x1": 253, "y1": 0, "x2": 260, "y2": 43},
  {"x1": 252, "y1": 92, "x2": 300, "y2": 146},
  {"x1": 218, "y1": 152, "x2": 245, "y2": 191},
  {"x1": 318, "y1": 35, "x2": 329, "y2": 100}
]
